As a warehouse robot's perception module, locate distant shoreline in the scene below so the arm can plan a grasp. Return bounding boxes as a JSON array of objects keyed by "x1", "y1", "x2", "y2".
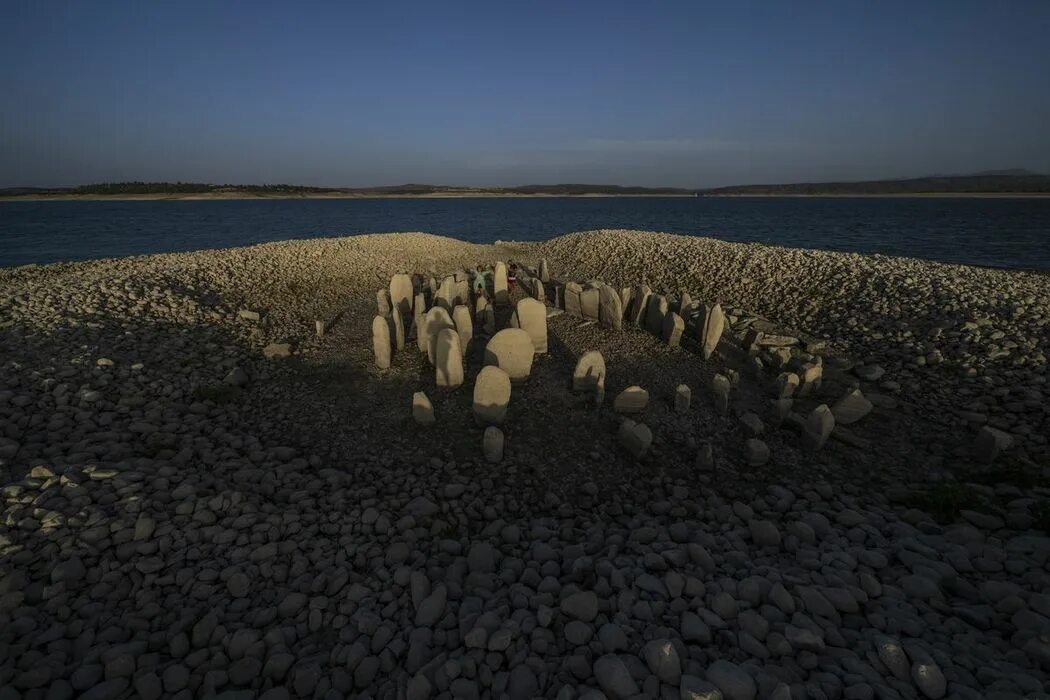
[{"x1": 3, "y1": 191, "x2": 1050, "y2": 202}]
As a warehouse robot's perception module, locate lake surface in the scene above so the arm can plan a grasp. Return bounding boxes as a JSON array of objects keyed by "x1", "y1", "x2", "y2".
[{"x1": 1, "y1": 196, "x2": 1048, "y2": 270}]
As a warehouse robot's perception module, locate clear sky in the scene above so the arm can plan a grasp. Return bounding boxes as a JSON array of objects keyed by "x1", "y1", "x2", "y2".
[{"x1": 2, "y1": 1, "x2": 1049, "y2": 188}]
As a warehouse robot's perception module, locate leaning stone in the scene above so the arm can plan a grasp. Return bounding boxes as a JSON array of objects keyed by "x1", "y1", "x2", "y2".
[
  {"x1": 473, "y1": 366, "x2": 511, "y2": 426},
  {"x1": 711, "y1": 374, "x2": 731, "y2": 415},
  {"x1": 662, "y1": 312, "x2": 685, "y2": 347},
  {"x1": 389, "y1": 274, "x2": 413, "y2": 317},
  {"x1": 423, "y1": 307, "x2": 455, "y2": 364},
  {"x1": 831, "y1": 388, "x2": 873, "y2": 425},
  {"x1": 376, "y1": 289, "x2": 392, "y2": 316},
  {"x1": 434, "y1": 329, "x2": 464, "y2": 388},
  {"x1": 564, "y1": 282, "x2": 583, "y2": 317},
  {"x1": 493, "y1": 262, "x2": 509, "y2": 305},
  {"x1": 973, "y1": 426, "x2": 1014, "y2": 464},
  {"x1": 645, "y1": 294, "x2": 669, "y2": 335},
  {"x1": 391, "y1": 306, "x2": 406, "y2": 351},
  {"x1": 745, "y1": 439, "x2": 769, "y2": 466},
  {"x1": 697, "y1": 303, "x2": 725, "y2": 360},
  {"x1": 802, "y1": 404, "x2": 835, "y2": 451},
  {"x1": 412, "y1": 392, "x2": 435, "y2": 426},
  {"x1": 598, "y1": 286, "x2": 623, "y2": 330},
  {"x1": 263, "y1": 343, "x2": 292, "y2": 359},
  {"x1": 452, "y1": 305, "x2": 473, "y2": 356},
  {"x1": 372, "y1": 317, "x2": 391, "y2": 369},
  {"x1": 580, "y1": 287, "x2": 600, "y2": 320},
  {"x1": 627, "y1": 285, "x2": 652, "y2": 326},
  {"x1": 573, "y1": 350, "x2": 606, "y2": 397},
  {"x1": 539, "y1": 258, "x2": 550, "y2": 283},
  {"x1": 618, "y1": 419, "x2": 653, "y2": 458},
  {"x1": 413, "y1": 293, "x2": 427, "y2": 351},
  {"x1": 613, "y1": 386, "x2": 649, "y2": 414},
  {"x1": 516, "y1": 298, "x2": 548, "y2": 353},
  {"x1": 484, "y1": 329, "x2": 535, "y2": 382},
  {"x1": 674, "y1": 384, "x2": 691, "y2": 413},
  {"x1": 483, "y1": 426, "x2": 504, "y2": 463}
]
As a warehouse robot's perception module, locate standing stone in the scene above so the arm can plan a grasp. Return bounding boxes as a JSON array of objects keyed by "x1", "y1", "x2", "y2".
[
  {"x1": 573, "y1": 351, "x2": 606, "y2": 392},
  {"x1": 830, "y1": 388, "x2": 873, "y2": 425},
  {"x1": 674, "y1": 384, "x2": 691, "y2": 413},
  {"x1": 802, "y1": 404, "x2": 835, "y2": 451},
  {"x1": 475, "y1": 296, "x2": 496, "y2": 335},
  {"x1": 452, "y1": 305, "x2": 473, "y2": 356},
  {"x1": 619, "y1": 286, "x2": 632, "y2": 312},
  {"x1": 434, "y1": 329, "x2": 464, "y2": 388},
  {"x1": 315, "y1": 320, "x2": 326, "y2": 337},
  {"x1": 454, "y1": 277, "x2": 470, "y2": 307},
  {"x1": 435, "y1": 276, "x2": 456, "y2": 313},
  {"x1": 516, "y1": 298, "x2": 548, "y2": 353},
  {"x1": 598, "y1": 286, "x2": 623, "y2": 330},
  {"x1": 376, "y1": 289, "x2": 392, "y2": 317},
  {"x1": 390, "y1": 274, "x2": 413, "y2": 317},
  {"x1": 412, "y1": 392, "x2": 435, "y2": 426},
  {"x1": 645, "y1": 294, "x2": 668, "y2": 335},
  {"x1": 473, "y1": 366, "x2": 511, "y2": 426},
  {"x1": 390, "y1": 306, "x2": 406, "y2": 351},
  {"x1": 424, "y1": 307, "x2": 455, "y2": 364},
  {"x1": 531, "y1": 277, "x2": 546, "y2": 303},
  {"x1": 564, "y1": 282, "x2": 583, "y2": 317},
  {"x1": 493, "y1": 262, "x2": 509, "y2": 305},
  {"x1": 539, "y1": 259, "x2": 550, "y2": 283},
  {"x1": 613, "y1": 386, "x2": 649, "y2": 414},
  {"x1": 627, "y1": 285, "x2": 652, "y2": 326},
  {"x1": 372, "y1": 316, "x2": 392, "y2": 369},
  {"x1": 679, "y1": 291, "x2": 693, "y2": 318},
  {"x1": 413, "y1": 292, "x2": 427, "y2": 351},
  {"x1": 711, "y1": 374, "x2": 731, "y2": 415},
  {"x1": 483, "y1": 426, "x2": 504, "y2": 463},
  {"x1": 484, "y1": 329, "x2": 535, "y2": 382},
  {"x1": 662, "y1": 312, "x2": 685, "y2": 347},
  {"x1": 697, "y1": 303, "x2": 726, "y2": 360},
  {"x1": 618, "y1": 419, "x2": 653, "y2": 458},
  {"x1": 580, "y1": 287, "x2": 600, "y2": 320}
]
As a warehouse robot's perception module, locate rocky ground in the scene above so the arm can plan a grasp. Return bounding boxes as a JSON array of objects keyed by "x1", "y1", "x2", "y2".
[{"x1": 0, "y1": 230, "x2": 1048, "y2": 699}]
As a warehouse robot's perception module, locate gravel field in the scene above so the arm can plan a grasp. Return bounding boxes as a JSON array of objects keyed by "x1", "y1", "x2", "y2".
[{"x1": 1, "y1": 230, "x2": 1048, "y2": 699}]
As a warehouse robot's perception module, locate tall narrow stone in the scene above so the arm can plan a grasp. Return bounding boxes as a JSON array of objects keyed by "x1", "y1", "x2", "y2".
[
  {"x1": 598, "y1": 286, "x2": 623, "y2": 330},
  {"x1": 484, "y1": 329, "x2": 535, "y2": 382},
  {"x1": 580, "y1": 287, "x2": 600, "y2": 321},
  {"x1": 413, "y1": 292, "x2": 427, "y2": 351},
  {"x1": 452, "y1": 305, "x2": 473, "y2": 356},
  {"x1": 435, "y1": 276, "x2": 456, "y2": 313},
  {"x1": 662, "y1": 312, "x2": 684, "y2": 347},
  {"x1": 516, "y1": 298, "x2": 547, "y2": 353},
  {"x1": 434, "y1": 328, "x2": 464, "y2": 388},
  {"x1": 473, "y1": 365, "x2": 511, "y2": 426},
  {"x1": 391, "y1": 306, "x2": 406, "y2": 351},
  {"x1": 674, "y1": 384, "x2": 691, "y2": 413},
  {"x1": 390, "y1": 273, "x2": 413, "y2": 317},
  {"x1": 802, "y1": 404, "x2": 834, "y2": 451},
  {"x1": 423, "y1": 307, "x2": 455, "y2": 364},
  {"x1": 372, "y1": 315, "x2": 392, "y2": 369},
  {"x1": 376, "y1": 289, "x2": 392, "y2": 317},
  {"x1": 620, "y1": 287, "x2": 632, "y2": 313},
  {"x1": 697, "y1": 303, "x2": 725, "y2": 360},
  {"x1": 679, "y1": 291, "x2": 693, "y2": 319},
  {"x1": 711, "y1": 373, "x2": 730, "y2": 415},
  {"x1": 412, "y1": 392, "x2": 435, "y2": 426},
  {"x1": 645, "y1": 295, "x2": 669, "y2": 336},
  {"x1": 539, "y1": 258, "x2": 550, "y2": 283},
  {"x1": 475, "y1": 296, "x2": 496, "y2": 335},
  {"x1": 564, "y1": 282, "x2": 583, "y2": 317},
  {"x1": 628, "y1": 285, "x2": 652, "y2": 326},
  {"x1": 493, "y1": 262, "x2": 509, "y2": 305}
]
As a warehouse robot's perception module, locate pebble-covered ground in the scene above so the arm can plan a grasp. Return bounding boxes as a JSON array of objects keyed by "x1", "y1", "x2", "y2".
[{"x1": 1, "y1": 230, "x2": 1048, "y2": 700}]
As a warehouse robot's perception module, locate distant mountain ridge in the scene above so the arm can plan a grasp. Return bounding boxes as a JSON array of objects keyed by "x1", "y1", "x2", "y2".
[{"x1": 697, "y1": 171, "x2": 1050, "y2": 195}]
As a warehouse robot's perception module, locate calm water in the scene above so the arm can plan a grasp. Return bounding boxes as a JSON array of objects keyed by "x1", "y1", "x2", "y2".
[{"x1": 1, "y1": 196, "x2": 1048, "y2": 270}]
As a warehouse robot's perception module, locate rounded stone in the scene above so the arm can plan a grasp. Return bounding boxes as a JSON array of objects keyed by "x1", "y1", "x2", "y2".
[
  {"x1": 516, "y1": 297, "x2": 547, "y2": 353},
  {"x1": 434, "y1": 328, "x2": 464, "y2": 388},
  {"x1": 423, "y1": 307, "x2": 455, "y2": 364},
  {"x1": 484, "y1": 329, "x2": 535, "y2": 382},
  {"x1": 473, "y1": 365, "x2": 511, "y2": 426}
]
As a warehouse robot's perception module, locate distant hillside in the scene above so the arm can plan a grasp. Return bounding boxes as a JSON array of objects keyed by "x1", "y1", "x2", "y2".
[{"x1": 698, "y1": 171, "x2": 1050, "y2": 195}]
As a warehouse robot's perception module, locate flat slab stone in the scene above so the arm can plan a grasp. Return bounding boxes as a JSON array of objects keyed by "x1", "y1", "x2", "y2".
[
  {"x1": 484, "y1": 329, "x2": 535, "y2": 382},
  {"x1": 613, "y1": 386, "x2": 649, "y2": 414},
  {"x1": 473, "y1": 365, "x2": 511, "y2": 426}
]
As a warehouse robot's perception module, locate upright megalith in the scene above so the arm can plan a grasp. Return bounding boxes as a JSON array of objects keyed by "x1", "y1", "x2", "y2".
[
  {"x1": 423, "y1": 307, "x2": 455, "y2": 363},
  {"x1": 473, "y1": 365, "x2": 511, "y2": 426},
  {"x1": 539, "y1": 258, "x2": 550, "y2": 283},
  {"x1": 483, "y1": 426, "x2": 504, "y2": 463},
  {"x1": 662, "y1": 312, "x2": 684, "y2": 347},
  {"x1": 391, "y1": 306, "x2": 406, "y2": 351},
  {"x1": 711, "y1": 373, "x2": 731, "y2": 415},
  {"x1": 434, "y1": 328, "x2": 464, "y2": 388},
  {"x1": 412, "y1": 392, "x2": 435, "y2": 426},
  {"x1": 435, "y1": 276, "x2": 456, "y2": 313},
  {"x1": 475, "y1": 296, "x2": 496, "y2": 335},
  {"x1": 645, "y1": 295, "x2": 669, "y2": 336},
  {"x1": 580, "y1": 287, "x2": 600, "y2": 321},
  {"x1": 452, "y1": 305, "x2": 473, "y2": 356},
  {"x1": 372, "y1": 316, "x2": 392, "y2": 369},
  {"x1": 697, "y1": 303, "x2": 725, "y2": 360},
  {"x1": 674, "y1": 384, "x2": 691, "y2": 413},
  {"x1": 679, "y1": 291, "x2": 693, "y2": 318},
  {"x1": 598, "y1": 286, "x2": 623, "y2": 330},
  {"x1": 516, "y1": 298, "x2": 548, "y2": 353},
  {"x1": 484, "y1": 329, "x2": 535, "y2": 382},
  {"x1": 573, "y1": 351, "x2": 606, "y2": 392},
  {"x1": 627, "y1": 285, "x2": 652, "y2": 326},
  {"x1": 564, "y1": 282, "x2": 583, "y2": 317},
  {"x1": 390, "y1": 274, "x2": 414, "y2": 317},
  {"x1": 802, "y1": 404, "x2": 834, "y2": 451},
  {"x1": 413, "y1": 293, "x2": 427, "y2": 352},
  {"x1": 493, "y1": 262, "x2": 509, "y2": 305},
  {"x1": 376, "y1": 289, "x2": 392, "y2": 317}
]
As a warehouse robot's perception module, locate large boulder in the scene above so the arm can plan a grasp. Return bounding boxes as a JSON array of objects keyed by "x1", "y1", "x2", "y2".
[
  {"x1": 434, "y1": 328, "x2": 464, "y2": 388},
  {"x1": 473, "y1": 365, "x2": 511, "y2": 426},
  {"x1": 372, "y1": 316, "x2": 392, "y2": 369},
  {"x1": 516, "y1": 298, "x2": 548, "y2": 353},
  {"x1": 484, "y1": 329, "x2": 535, "y2": 382}
]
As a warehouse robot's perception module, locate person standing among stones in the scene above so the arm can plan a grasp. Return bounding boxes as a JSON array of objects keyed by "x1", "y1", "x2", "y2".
[{"x1": 471, "y1": 265, "x2": 489, "y2": 300}]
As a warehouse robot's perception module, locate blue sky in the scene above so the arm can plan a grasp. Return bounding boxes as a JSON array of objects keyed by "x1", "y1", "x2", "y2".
[{"x1": 2, "y1": 0, "x2": 1048, "y2": 187}]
